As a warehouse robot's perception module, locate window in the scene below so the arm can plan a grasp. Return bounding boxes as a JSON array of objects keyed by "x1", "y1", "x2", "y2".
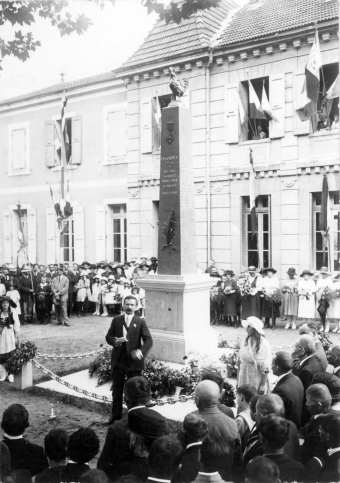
[
  {"x1": 111, "y1": 204, "x2": 127, "y2": 263},
  {"x1": 45, "y1": 116, "x2": 81, "y2": 168},
  {"x1": 317, "y1": 62, "x2": 339, "y2": 130},
  {"x1": 8, "y1": 122, "x2": 29, "y2": 175},
  {"x1": 104, "y1": 103, "x2": 127, "y2": 164},
  {"x1": 60, "y1": 218, "x2": 75, "y2": 263},
  {"x1": 153, "y1": 95, "x2": 172, "y2": 152},
  {"x1": 313, "y1": 192, "x2": 340, "y2": 270},
  {"x1": 241, "y1": 77, "x2": 270, "y2": 141},
  {"x1": 243, "y1": 195, "x2": 271, "y2": 268}
]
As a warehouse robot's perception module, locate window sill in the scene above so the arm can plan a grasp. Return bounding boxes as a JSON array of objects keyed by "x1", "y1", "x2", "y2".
[
  {"x1": 103, "y1": 157, "x2": 127, "y2": 166},
  {"x1": 8, "y1": 169, "x2": 30, "y2": 177},
  {"x1": 310, "y1": 129, "x2": 339, "y2": 137},
  {"x1": 51, "y1": 165, "x2": 78, "y2": 172},
  {"x1": 239, "y1": 139, "x2": 271, "y2": 146}
]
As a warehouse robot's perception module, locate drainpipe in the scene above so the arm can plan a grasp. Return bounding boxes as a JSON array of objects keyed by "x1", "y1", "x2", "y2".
[{"x1": 205, "y1": 48, "x2": 213, "y2": 267}]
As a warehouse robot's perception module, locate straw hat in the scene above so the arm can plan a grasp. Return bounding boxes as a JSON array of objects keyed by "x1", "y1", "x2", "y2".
[
  {"x1": 319, "y1": 266, "x2": 331, "y2": 275},
  {"x1": 241, "y1": 316, "x2": 265, "y2": 335}
]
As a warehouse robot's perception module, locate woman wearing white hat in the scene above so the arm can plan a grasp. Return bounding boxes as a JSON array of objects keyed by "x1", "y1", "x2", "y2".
[
  {"x1": 75, "y1": 271, "x2": 90, "y2": 317},
  {"x1": 91, "y1": 275, "x2": 101, "y2": 315},
  {"x1": 315, "y1": 267, "x2": 333, "y2": 332},
  {"x1": 237, "y1": 317, "x2": 272, "y2": 394}
]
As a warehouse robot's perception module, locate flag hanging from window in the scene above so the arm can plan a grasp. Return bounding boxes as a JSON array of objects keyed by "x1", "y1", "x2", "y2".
[
  {"x1": 248, "y1": 80, "x2": 266, "y2": 120},
  {"x1": 261, "y1": 84, "x2": 278, "y2": 122},
  {"x1": 17, "y1": 204, "x2": 27, "y2": 269},
  {"x1": 60, "y1": 93, "x2": 68, "y2": 167},
  {"x1": 320, "y1": 174, "x2": 330, "y2": 267},
  {"x1": 249, "y1": 149, "x2": 258, "y2": 237},
  {"x1": 305, "y1": 31, "x2": 322, "y2": 103},
  {"x1": 64, "y1": 180, "x2": 73, "y2": 218},
  {"x1": 325, "y1": 74, "x2": 340, "y2": 100}
]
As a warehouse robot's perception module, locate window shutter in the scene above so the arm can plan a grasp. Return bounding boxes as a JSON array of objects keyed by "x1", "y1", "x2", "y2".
[
  {"x1": 239, "y1": 82, "x2": 249, "y2": 142},
  {"x1": 11, "y1": 129, "x2": 26, "y2": 170},
  {"x1": 95, "y1": 205, "x2": 106, "y2": 262},
  {"x1": 73, "y1": 206, "x2": 85, "y2": 262},
  {"x1": 225, "y1": 84, "x2": 239, "y2": 144},
  {"x1": 71, "y1": 116, "x2": 82, "y2": 165},
  {"x1": 268, "y1": 195, "x2": 272, "y2": 267},
  {"x1": 45, "y1": 121, "x2": 55, "y2": 167},
  {"x1": 3, "y1": 210, "x2": 12, "y2": 264},
  {"x1": 269, "y1": 74, "x2": 285, "y2": 139},
  {"x1": 141, "y1": 99, "x2": 152, "y2": 153},
  {"x1": 241, "y1": 198, "x2": 247, "y2": 271},
  {"x1": 107, "y1": 109, "x2": 127, "y2": 159},
  {"x1": 152, "y1": 98, "x2": 161, "y2": 152},
  {"x1": 27, "y1": 208, "x2": 37, "y2": 264},
  {"x1": 293, "y1": 73, "x2": 310, "y2": 135},
  {"x1": 46, "y1": 208, "x2": 56, "y2": 264}
]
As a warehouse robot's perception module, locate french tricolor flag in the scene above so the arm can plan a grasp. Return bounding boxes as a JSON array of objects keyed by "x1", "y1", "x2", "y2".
[
  {"x1": 248, "y1": 80, "x2": 266, "y2": 120},
  {"x1": 305, "y1": 31, "x2": 322, "y2": 104},
  {"x1": 261, "y1": 84, "x2": 278, "y2": 122},
  {"x1": 249, "y1": 149, "x2": 258, "y2": 237}
]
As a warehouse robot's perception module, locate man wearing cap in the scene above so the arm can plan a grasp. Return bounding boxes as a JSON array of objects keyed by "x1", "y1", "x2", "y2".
[
  {"x1": 105, "y1": 295, "x2": 153, "y2": 424},
  {"x1": 241, "y1": 266, "x2": 262, "y2": 320},
  {"x1": 51, "y1": 266, "x2": 70, "y2": 326}
]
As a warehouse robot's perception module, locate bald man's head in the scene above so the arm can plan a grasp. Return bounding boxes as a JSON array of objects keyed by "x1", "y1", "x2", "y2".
[{"x1": 195, "y1": 380, "x2": 220, "y2": 410}]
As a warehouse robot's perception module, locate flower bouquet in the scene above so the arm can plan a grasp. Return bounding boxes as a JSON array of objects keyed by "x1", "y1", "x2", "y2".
[
  {"x1": 298, "y1": 289, "x2": 313, "y2": 300},
  {"x1": 236, "y1": 277, "x2": 252, "y2": 298},
  {"x1": 220, "y1": 349, "x2": 240, "y2": 379},
  {"x1": 262, "y1": 288, "x2": 282, "y2": 305},
  {"x1": 89, "y1": 347, "x2": 112, "y2": 386},
  {"x1": 5, "y1": 341, "x2": 37, "y2": 375},
  {"x1": 281, "y1": 285, "x2": 298, "y2": 294}
]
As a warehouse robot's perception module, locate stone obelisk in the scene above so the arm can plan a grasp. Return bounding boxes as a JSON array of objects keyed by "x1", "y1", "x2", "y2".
[{"x1": 138, "y1": 84, "x2": 217, "y2": 363}]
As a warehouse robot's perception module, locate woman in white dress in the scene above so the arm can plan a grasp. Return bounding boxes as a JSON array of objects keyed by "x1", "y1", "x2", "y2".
[
  {"x1": 260, "y1": 268, "x2": 280, "y2": 330},
  {"x1": 237, "y1": 316, "x2": 272, "y2": 394},
  {"x1": 282, "y1": 268, "x2": 299, "y2": 330},
  {"x1": 105, "y1": 275, "x2": 118, "y2": 316},
  {"x1": 297, "y1": 270, "x2": 316, "y2": 323},
  {"x1": 315, "y1": 267, "x2": 334, "y2": 332},
  {"x1": 91, "y1": 275, "x2": 101, "y2": 315},
  {"x1": 0, "y1": 296, "x2": 20, "y2": 383},
  {"x1": 330, "y1": 272, "x2": 340, "y2": 333},
  {"x1": 75, "y1": 271, "x2": 90, "y2": 317}
]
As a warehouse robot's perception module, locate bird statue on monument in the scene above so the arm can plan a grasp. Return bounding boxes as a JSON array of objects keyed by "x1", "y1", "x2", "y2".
[{"x1": 169, "y1": 67, "x2": 189, "y2": 104}]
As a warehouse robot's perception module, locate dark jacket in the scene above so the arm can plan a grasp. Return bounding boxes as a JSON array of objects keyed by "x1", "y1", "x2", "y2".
[
  {"x1": 64, "y1": 270, "x2": 75, "y2": 294},
  {"x1": 97, "y1": 418, "x2": 131, "y2": 481},
  {"x1": 32, "y1": 271, "x2": 42, "y2": 292},
  {"x1": 35, "y1": 466, "x2": 68, "y2": 483},
  {"x1": 19, "y1": 275, "x2": 34, "y2": 301},
  {"x1": 272, "y1": 372, "x2": 304, "y2": 428},
  {"x1": 63, "y1": 462, "x2": 90, "y2": 482},
  {"x1": 300, "y1": 414, "x2": 329, "y2": 464},
  {"x1": 106, "y1": 314, "x2": 153, "y2": 371},
  {"x1": 174, "y1": 443, "x2": 201, "y2": 483},
  {"x1": 197, "y1": 407, "x2": 242, "y2": 480},
  {"x1": 3, "y1": 437, "x2": 48, "y2": 477},
  {"x1": 295, "y1": 355, "x2": 324, "y2": 426},
  {"x1": 264, "y1": 453, "x2": 306, "y2": 483}
]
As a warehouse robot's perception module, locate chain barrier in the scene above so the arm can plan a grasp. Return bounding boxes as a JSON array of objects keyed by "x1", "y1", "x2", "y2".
[
  {"x1": 35, "y1": 348, "x2": 106, "y2": 361},
  {"x1": 31, "y1": 359, "x2": 194, "y2": 407}
]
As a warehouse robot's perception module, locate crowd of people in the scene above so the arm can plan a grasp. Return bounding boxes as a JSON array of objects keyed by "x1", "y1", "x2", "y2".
[{"x1": 208, "y1": 262, "x2": 340, "y2": 333}]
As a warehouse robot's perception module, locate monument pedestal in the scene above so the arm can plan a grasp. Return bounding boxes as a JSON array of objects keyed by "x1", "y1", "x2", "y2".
[{"x1": 138, "y1": 274, "x2": 217, "y2": 364}]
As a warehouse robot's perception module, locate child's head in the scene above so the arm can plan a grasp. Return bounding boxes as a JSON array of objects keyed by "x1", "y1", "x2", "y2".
[
  {"x1": 44, "y1": 429, "x2": 69, "y2": 464},
  {"x1": 8, "y1": 284, "x2": 14, "y2": 291},
  {"x1": 237, "y1": 384, "x2": 258, "y2": 410},
  {"x1": 67, "y1": 428, "x2": 100, "y2": 464},
  {"x1": 1, "y1": 404, "x2": 29, "y2": 436},
  {"x1": 131, "y1": 287, "x2": 139, "y2": 295}
]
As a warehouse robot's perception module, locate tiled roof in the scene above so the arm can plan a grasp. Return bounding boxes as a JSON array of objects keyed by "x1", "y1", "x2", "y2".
[
  {"x1": 214, "y1": 0, "x2": 339, "y2": 47},
  {"x1": 0, "y1": 71, "x2": 116, "y2": 106},
  {"x1": 118, "y1": 0, "x2": 236, "y2": 70}
]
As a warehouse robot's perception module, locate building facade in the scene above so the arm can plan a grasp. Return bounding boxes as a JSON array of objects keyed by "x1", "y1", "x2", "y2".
[{"x1": 0, "y1": 0, "x2": 338, "y2": 281}]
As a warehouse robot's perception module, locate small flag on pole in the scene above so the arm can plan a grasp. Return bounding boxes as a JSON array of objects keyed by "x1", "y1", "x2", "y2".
[
  {"x1": 249, "y1": 149, "x2": 258, "y2": 237},
  {"x1": 64, "y1": 180, "x2": 73, "y2": 218},
  {"x1": 261, "y1": 84, "x2": 278, "y2": 122},
  {"x1": 248, "y1": 80, "x2": 266, "y2": 120},
  {"x1": 238, "y1": 93, "x2": 247, "y2": 125}
]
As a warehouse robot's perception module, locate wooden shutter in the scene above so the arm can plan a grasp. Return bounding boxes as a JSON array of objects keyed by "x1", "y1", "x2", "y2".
[
  {"x1": 225, "y1": 84, "x2": 239, "y2": 144},
  {"x1": 293, "y1": 73, "x2": 310, "y2": 135},
  {"x1": 239, "y1": 82, "x2": 249, "y2": 142},
  {"x1": 269, "y1": 74, "x2": 285, "y2": 139},
  {"x1": 3, "y1": 210, "x2": 12, "y2": 264},
  {"x1": 46, "y1": 208, "x2": 56, "y2": 264},
  {"x1": 95, "y1": 205, "x2": 106, "y2": 262},
  {"x1": 72, "y1": 116, "x2": 82, "y2": 165},
  {"x1": 11, "y1": 129, "x2": 26, "y2": 170},
  {"x1": 141, "y1": 99, "x2": 152, "y2": 153},
  {"x1": 45, "y1": 121, "x2": 55, "y2": 167},
  {"x1": 27, "y1": 208, "x2": 37, "y2": 264},
  {"x1": 73, "y1": 206, "x2": 85, "y2": 262},
  {"x1": 107, "y1": 108, "x2": 127, "y2": 159}
]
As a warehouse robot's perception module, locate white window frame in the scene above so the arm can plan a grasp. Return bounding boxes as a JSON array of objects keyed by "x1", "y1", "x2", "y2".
[
  {"x1": 103, "y1": 102, "x2": 128, "y2": 166},
  {"x1": 109, "y1": 202, "x2": 128, "y2": 263},
  {"x1": 51, "y1": 110, "x2": 78, "y2": 171},
  {"x1": 60, "y1": 217, "x2": 75, "y2": 264},
  {"x1": 8, "y1": 121, "x2": 30, "y2": 176},
  {"x1": 243, "y1": 195, "x2": 272, "y2": 269}
]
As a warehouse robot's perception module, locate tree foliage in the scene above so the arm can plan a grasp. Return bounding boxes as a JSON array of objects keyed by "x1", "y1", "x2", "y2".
[{"x1": 0, "y1": 0, "x2": 221, "y2": 70}]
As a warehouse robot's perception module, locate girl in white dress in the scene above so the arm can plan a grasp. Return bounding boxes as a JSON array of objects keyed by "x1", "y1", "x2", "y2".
[
  {"x1": 315, "y1": 267, "x2": 334, "y2": 332},
  {"x1": 0, "y1": 297, "x2": 20, "y2": 383},
  {"x1": 91, "y1": 275, "x2": 101, "y2": 315},
  {"x1": 75, "y1": 272, "x2": 90, "y2": 317},
  {"x1": 297, "y1": 270, "x2": 316, "y2": 322},
  {"x1": 99, "y1": 277, "x2": 109, "y2": 317},
  {"x1": 6, "y1": 283, "x2": 21, "y2": 317},
  {"x1": 331, "y1": 273, "x2": 340, "y2": 333},
  {"x1": 105, "y1": 275, "x2": 118, "y2": 316},
  {"x1": 282, "y1": 268, "x2": 299, "y2": 330}
]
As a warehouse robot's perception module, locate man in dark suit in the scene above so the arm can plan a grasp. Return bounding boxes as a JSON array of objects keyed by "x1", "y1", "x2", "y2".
[
  {"x1": 272, "y1": 351, "x2": 304, "y2": 428},
  {"x1": 63, "y1": 262, "x2": 75, "y2": 317},
  {"x1": 147, "y1": 436, "x2": 184, "y2": 483},
  {"x1": 258, "y1": 414, "x2": 306, "y2": 482},
  {"x1": 192, "y1": 434, "x2": 232, "y2": 483},
  {"x1": 293, "y1": 334, "x2": 325, "y2": 426},
  {"x1": 194, "y1": 380, "x2": 242, "y2": 480},
  {"x1": 51, "y1": 266, "x2": 70, "y2": 326},
  {"x1": 106, "y1": 295, "x2": 153, "y2": 423},
  {"x1": 1, "y1": 404, "x2": 48, "y2": 477}
]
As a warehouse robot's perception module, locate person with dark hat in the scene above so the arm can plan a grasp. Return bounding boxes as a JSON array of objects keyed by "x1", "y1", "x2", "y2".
[
  {"x1": 261, "y1": 268, "x2": 280, "y2": 330},
  {"x1": 19, "y1": 265, "x2": 35, "y2": 323},
  {"x1": 148, "y1": 257, "x2": 158, "y2": 274},
  {"x1": 105, "y1": 296, "x2": 153, "y2": 424},
  {"x1": 51, "y1": 266, "x2": 70, "y2": 326},
  {"x1": 311, "y1": 371, "x2": 340, "y2": 413},
  {"x1": 221, "y1": 270, "x2": 238, "y2": 327},
  {"x1": 101, "y1": 264, "x2": 112, "y2": 280},
  {"x1": 241, "y1": 266, "x2": 263, "y2": 320},
  {"x1": 1, "y1": 403, "x2": 48, "y2": 477},
  {"x1": 297, "y1": 270, "x2": 316, "y2": 322},
  {"x1": 0, "y1": 296, "x2": 20, "y2": 382},
  {"x1": 282, "y1": 268, "x2": 299, "y2": 330},
  {"x1": 63, "y1": 262, "x2": 75, "y2": 317},
  {"x1": 35, "y1": 273, "x2": 52, "y2": 324}
]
